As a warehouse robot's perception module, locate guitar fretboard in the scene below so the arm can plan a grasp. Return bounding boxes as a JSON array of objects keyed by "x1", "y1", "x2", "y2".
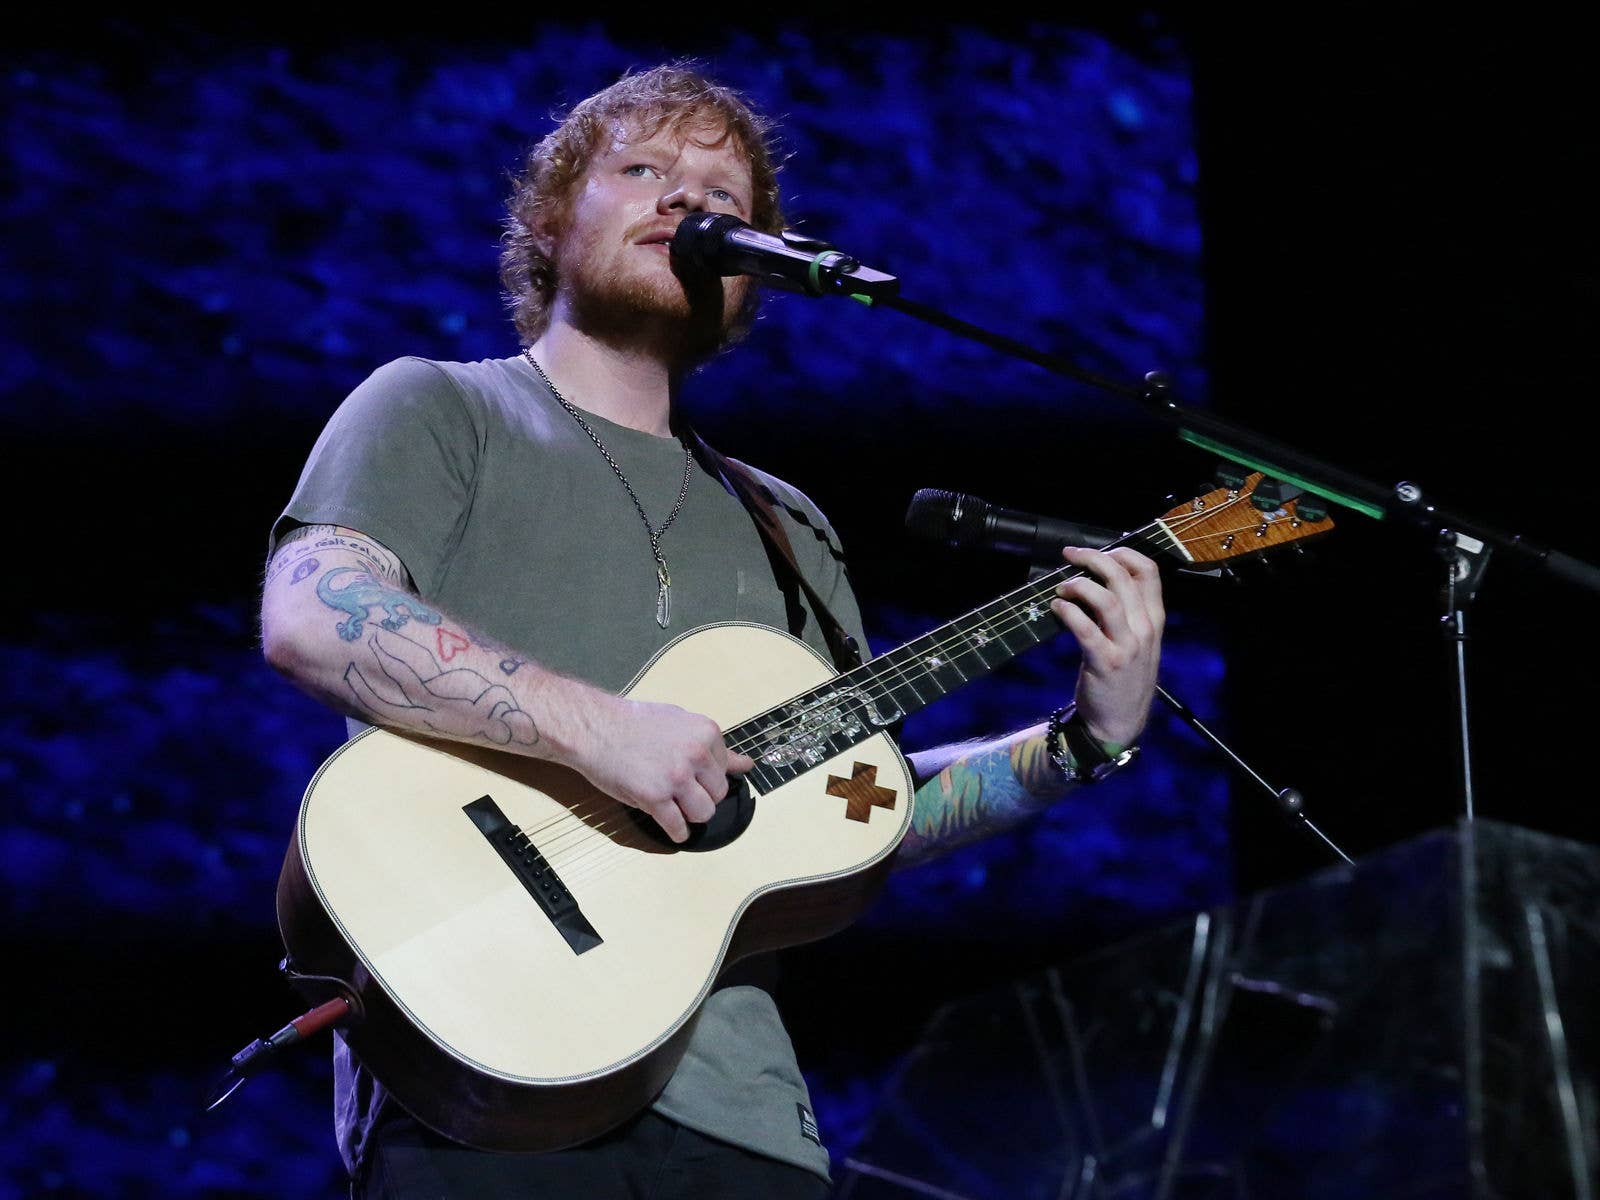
[{"x1": 728, "y1": 521, "x2": 1177, "y2": 795}]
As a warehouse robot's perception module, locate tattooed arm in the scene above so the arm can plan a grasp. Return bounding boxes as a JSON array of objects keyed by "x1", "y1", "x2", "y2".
[
  {"x1": 892, "y1": 545, "x2": 1165, "y2": 869},
  {"x1": 893, "y1": 728, "x2": 1065, "y2": 868},
  {"x1": 260, "y1": 524, "x2": 752, "y2": 843}
]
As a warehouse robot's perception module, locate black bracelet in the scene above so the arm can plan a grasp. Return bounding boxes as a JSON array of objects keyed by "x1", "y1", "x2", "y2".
[
  {"x1": 1046, "y1": 704, "x2": 1139, "y2": 784},
  {"x1": 1046, "y1": 704, "x2": 1082, "y2": 775}
]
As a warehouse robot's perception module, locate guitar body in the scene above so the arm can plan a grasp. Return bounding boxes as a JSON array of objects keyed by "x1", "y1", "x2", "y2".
[{"x1": 277, "y1": 621, "x2": 913, "y2": 1153}]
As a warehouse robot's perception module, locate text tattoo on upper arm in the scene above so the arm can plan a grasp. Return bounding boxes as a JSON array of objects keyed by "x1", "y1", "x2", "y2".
[{"x1": 267, "y1": 524, "x2": 409, "y2": 587}]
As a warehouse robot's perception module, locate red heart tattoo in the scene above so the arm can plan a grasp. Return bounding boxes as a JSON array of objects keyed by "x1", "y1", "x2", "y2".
[{"x1": 436, "y1": 628, "x2": 471, "y2": 663}]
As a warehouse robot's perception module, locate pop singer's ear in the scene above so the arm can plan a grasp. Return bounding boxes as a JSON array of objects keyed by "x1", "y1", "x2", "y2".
[
  {"x1": 529, "y1": 213, "x2": 559, "y2": 262},
  {"x1": 528, "y1": 191, "x2": 576, "y2": 262}
]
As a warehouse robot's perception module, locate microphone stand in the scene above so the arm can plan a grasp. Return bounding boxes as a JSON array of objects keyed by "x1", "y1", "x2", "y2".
[
  {"x1": 1154, "y1": 682, "x2": 1353, "y2": 865},
  {"x1": 869, "y1": 291, "x2": 1600, "y2": 597},
  {"x1": 1020, "y1": 563, "x2": 1354, "y2": 864},
  {"x1": 1438, "y1": 528, "x2": 1494, "y2": 821},
  {"x1": 841, "y1": 287, "x2": 1600, "y2": 829}
]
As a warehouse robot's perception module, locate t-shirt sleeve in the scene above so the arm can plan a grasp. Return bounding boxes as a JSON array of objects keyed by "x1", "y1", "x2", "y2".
[{"x1": 271, "y1": 357, "x2": 482, "y2": 597}]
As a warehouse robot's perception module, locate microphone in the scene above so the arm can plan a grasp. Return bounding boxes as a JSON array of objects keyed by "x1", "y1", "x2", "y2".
[
  {"x1": 671, "y1": 214, "x2": 899, "y2": 299},
  {"x1": 905, "y1": 488, "x2": 1121, "y2": 564}
]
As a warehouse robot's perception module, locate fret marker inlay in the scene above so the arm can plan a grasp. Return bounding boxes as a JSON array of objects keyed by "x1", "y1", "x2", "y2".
[{"x1": 727, "y1": 522, "x2": 1179, "y2": 777}]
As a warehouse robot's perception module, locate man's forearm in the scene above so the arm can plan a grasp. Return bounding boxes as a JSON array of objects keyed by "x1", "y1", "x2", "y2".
[
  {"x1": 261, "y1": 524, "x2": 750, "y2": 845},
  {"x1": 897, "y1": 725, "x2": 1070, "y2": 867},
  {"x1": 261, "y1": 525, "x2": 602, "y2": 762}
]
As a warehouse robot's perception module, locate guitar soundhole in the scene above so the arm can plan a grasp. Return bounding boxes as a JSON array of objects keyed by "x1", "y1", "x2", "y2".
[{"x1": 628, "y1": 775, "x2": 756, "y2": 852}]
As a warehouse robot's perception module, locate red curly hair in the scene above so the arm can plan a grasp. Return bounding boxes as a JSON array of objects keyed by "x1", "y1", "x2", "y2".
[{"x1": 500, "y1": 63, "x2": 786, "y2": 346}]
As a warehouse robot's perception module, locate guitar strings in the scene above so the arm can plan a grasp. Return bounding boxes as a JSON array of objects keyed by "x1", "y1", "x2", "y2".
[
  {"x1": 518, "y1": 495, "x2": 1273, "y2": 878},
  {"x1": 714, "y1": 520, "x2": 1160, "y2": 757},
  {"x1": 518, "y1": 493, "x2": 1279, "y2": 878},
  {"x1": 715, "y1": 497, "x2": 1252, "y2": 759}
]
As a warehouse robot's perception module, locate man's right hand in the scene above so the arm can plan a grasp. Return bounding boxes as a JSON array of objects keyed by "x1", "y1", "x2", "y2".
[{"x1": 569, "y1": 696, "x2": 756, "y2": 844}]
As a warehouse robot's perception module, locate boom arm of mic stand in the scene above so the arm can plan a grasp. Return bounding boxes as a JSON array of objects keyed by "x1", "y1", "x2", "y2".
[{"x1": 868, "y1": 292, "x2": 1600, "y2": 596}]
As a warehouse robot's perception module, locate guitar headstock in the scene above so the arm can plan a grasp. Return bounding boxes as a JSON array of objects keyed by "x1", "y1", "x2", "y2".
[{"x1": 1155, "y1": 471, "x2": 1334, "y2": 567}]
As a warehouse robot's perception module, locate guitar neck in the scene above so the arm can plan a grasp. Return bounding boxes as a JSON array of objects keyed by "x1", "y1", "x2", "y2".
[{"x1": 729, "y1": 520, "x2": 1179, "y2": 795}]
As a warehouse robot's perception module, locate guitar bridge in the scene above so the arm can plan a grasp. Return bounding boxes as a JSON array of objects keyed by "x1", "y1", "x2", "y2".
[{"x1": 463, "y1": 796, "x2": 602, "y2": 955}]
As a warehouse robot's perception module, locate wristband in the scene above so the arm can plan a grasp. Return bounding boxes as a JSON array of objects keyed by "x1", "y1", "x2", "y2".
[{"x1": 1047, "y1": 704, "x2": 1139, "y2": 784}]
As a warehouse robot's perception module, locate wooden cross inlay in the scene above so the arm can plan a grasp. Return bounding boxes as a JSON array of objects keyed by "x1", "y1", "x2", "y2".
[{"x1": 826, "y1": 761, "x2": 898, "y2": 823}]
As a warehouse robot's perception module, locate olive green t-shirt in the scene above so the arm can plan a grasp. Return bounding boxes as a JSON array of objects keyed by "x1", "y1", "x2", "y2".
[{"x1": 275, "y1": 354, "x2": 867, "y2": 1182}]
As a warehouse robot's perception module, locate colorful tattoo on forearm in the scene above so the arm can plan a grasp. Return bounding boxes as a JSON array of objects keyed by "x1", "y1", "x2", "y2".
[{"x1": 902, "y1": 733, "x2": 1066, "y2": 858}]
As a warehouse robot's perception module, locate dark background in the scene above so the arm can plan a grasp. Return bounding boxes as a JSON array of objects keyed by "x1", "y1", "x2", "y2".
[
  {"x1": 1189, "y1": 14, "x2": 1598, "y2": 878},
  {"x1": 4, "y1": 13, "x2": 1594, "y2": 1196}
]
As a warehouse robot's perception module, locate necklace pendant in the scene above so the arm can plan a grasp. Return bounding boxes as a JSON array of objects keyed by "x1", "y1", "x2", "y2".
[
  {"x1": 527, "y1": 350, "x2": 692, "y2": 633},
  {"x1": 655, "y1": 562, "x2": 671, "y2": 628}
]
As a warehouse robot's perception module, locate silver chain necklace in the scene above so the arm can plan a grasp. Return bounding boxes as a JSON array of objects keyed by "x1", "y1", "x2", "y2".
[{"x1": 523, "y1": 349, "x2": 693, "y2": 628}]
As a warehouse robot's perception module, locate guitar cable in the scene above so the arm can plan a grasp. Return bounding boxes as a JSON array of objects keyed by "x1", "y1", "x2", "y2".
[{"x1": 203, "y1": 961, "x2": 362, "y2": 1112}]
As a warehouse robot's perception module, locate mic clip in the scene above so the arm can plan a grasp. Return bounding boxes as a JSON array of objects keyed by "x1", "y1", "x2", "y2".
[{"x1": 780, "y1": 229, "x2": 840, "y2": 255}]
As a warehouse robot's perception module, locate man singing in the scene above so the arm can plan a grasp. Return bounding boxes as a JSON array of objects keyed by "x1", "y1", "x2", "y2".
[{"x1": 262, "y1": 62, "x2": 1163, "y2": 1199}]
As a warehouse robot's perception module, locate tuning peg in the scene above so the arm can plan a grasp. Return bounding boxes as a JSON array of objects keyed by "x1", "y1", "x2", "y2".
[
  {"x1": 1214, "y1": 462, "x2": 1248, "y2": 491},
  {"x1": 1251, "y1": 477, "x2": 1304, "y2": 511},
  {"x1": 1295, "y1": 497, "x2": 1329, "y2": 523}
]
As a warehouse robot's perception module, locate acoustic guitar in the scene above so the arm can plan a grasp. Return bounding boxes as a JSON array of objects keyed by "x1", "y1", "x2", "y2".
[{"x1": 276, "y1": 473, "x2": 1331, "y2": 1151}]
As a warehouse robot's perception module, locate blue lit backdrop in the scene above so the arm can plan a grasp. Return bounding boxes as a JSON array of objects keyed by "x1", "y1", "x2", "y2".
[{"x1": 4, "y1": 22, "x2": 1217, "y2": 1196}]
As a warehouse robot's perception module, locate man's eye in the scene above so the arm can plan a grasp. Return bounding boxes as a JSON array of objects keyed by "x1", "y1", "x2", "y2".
[
  {"x1": 710, "y1": 188, "x2": 736, "y2": 204},
  {"x1": 622, "y1": 164, "x2": 660, "y2": 178}
]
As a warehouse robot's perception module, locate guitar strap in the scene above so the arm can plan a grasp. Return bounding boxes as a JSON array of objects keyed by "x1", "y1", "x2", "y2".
[
  {"x1": 684, "y1": 428, "x2": 864, "y2": 674},
  {"x1": 686, "y1": 428, "x2": 867, "y2": 997}
]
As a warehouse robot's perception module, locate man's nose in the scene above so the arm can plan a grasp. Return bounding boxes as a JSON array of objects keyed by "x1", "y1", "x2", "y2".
[{"x1": 658, "y1": 182, "x2": 708, "y2": 213}]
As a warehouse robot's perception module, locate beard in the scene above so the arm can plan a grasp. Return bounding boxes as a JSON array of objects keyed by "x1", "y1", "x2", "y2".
[{"x1": 561, "y1": 241, "x2": 750, "y2": 368}]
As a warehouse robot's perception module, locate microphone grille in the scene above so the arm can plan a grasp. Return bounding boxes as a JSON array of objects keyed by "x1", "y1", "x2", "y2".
[
  {"x1": 905, "y1": 488, "x2": 989, "y2": 548},
  {"x1": 670, "y1": 212, "x2": 744, "y2": 270}
]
